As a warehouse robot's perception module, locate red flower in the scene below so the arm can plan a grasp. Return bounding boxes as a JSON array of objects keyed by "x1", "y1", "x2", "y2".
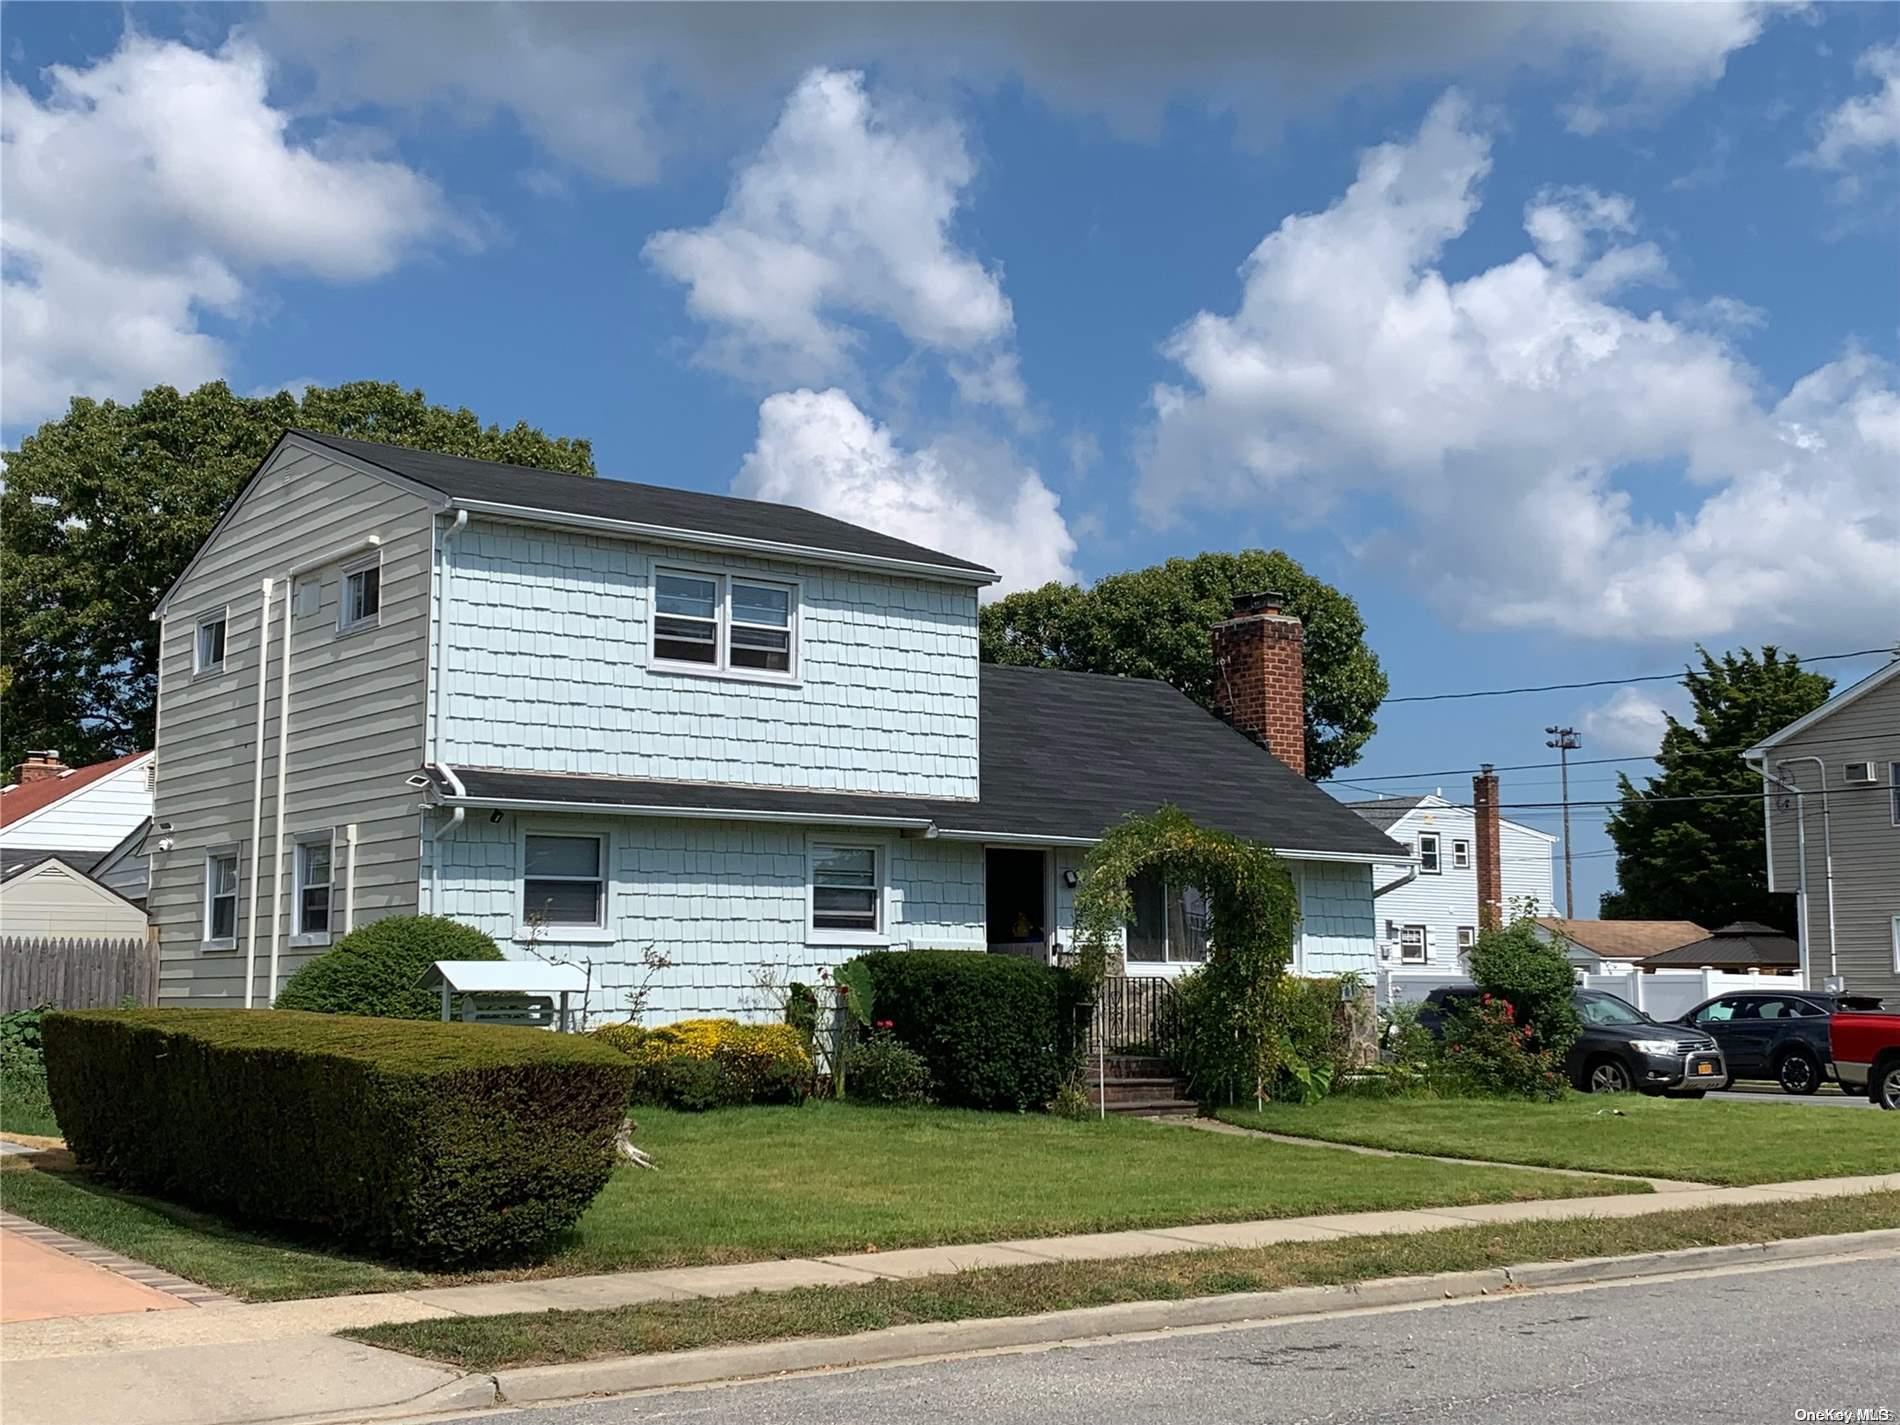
[{"x1": 876, "y1": 1019, "x2": 894, "y2": 1030}]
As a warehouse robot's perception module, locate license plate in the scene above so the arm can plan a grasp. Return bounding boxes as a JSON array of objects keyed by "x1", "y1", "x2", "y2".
[{"x1": 1696, "y1": 1061, "x2": 1714, "y2": 1075}]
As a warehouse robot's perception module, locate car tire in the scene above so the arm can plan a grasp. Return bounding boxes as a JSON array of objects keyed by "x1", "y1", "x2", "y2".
[
  {"x1": 1775, "y1": 1048, "x2": 1821, "y2": 1096},
  {"x1": 1876, "y1": 1058, "x2": 1900, "y2": 1111},
  {"x1": 1586, "y1": 1057, "x2": 1633, "y2": 1094}
]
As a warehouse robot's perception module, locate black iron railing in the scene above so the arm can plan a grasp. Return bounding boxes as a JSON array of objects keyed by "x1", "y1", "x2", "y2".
[{"x1": 1087, "y1": 975, "x2": 1185, "y2": 1060}]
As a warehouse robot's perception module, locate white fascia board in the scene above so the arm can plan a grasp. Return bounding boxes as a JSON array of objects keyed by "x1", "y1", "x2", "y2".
[
  {"x1": 436, "y1": 791, "x2": 937, "y2": 832},
  {"x1": 1744, "y1": 658, "x2": 1900, "y2": 757},
  {"x1": 448, "y1": 499, "x2": 999, "y2": 588}
]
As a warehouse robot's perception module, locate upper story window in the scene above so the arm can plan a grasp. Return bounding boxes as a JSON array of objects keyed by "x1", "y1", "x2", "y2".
[
  {"x1": 652, "y1": 566, "x2": 797, "y2": 680},
  {"x1": 1417, "y1": 832, "x2": 1441, "y2": 875},
  {"x1": 339, "y1": 559, "x2": 381, "y2": 632},
  {"x1": 1451, "y1": 839, "x2": 1470, "y2": 870},
  {"x1": 195, "y1": 614, "x2": 227, "y2": 674}
]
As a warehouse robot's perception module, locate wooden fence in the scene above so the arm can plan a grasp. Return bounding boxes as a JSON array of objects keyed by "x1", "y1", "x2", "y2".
[{"x1": 1, "y1": 936, "x2": 159, "y2": 1011}]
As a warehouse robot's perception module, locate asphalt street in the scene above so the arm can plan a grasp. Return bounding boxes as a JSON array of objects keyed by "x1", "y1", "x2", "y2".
[{"x1": 433, "y1": 1252, "x2": 1899, "y2": 1425}]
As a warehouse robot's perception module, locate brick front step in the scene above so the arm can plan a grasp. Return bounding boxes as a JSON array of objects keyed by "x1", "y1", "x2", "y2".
[{"x1": 1096, "y1": 1054, "x2": 1173, "y2": 1080}]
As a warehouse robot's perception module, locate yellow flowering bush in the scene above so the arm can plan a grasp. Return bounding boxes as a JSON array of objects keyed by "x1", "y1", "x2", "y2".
[{"x1": 589, "y1": 1018, "x2": 811, "y2": 1110}]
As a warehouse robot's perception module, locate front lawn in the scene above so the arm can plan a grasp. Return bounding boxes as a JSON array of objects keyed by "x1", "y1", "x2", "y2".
[
  {"x1": 0, "y1": 1102, "x2": 1639, "y2": 1300},
  {"x1": 1221, "y1": 1094, "x2": 1900, "y2": 1185}
]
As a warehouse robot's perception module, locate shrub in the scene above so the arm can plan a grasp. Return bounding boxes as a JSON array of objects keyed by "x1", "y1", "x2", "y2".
[
  {"x1": 590, "y1": 1018, "x2": 811, "y2": 1110},
  {"x1": 0, "y1": 1005, "x2": 58, "y2": 1135},
  {"x1": 847, "y1": 951, "x2": 1084, "y2": 1111},
  {"x1": 43, "y1": 1008, "x2": 633, "y2": 1265},
  {"x1": 275, "y1": 916, "x2": 504, "y2": 1020},
  {"x1": 843, "y1": 1027, "x2": 933, "y2": 1106},
  {"x1": 1438, "y1": 993, "x2": 1567, "y2": 1101},
  {"x1": 1467, "y1": 917, "x2": 1581, "y2": 1060}
]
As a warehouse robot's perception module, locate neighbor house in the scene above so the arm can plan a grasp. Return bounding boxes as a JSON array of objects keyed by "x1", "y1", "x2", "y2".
[
  {"x1": 1532, "y1": 917, "x2": 1709, "y2": 973},
  {"x1": 1344, "y1": 792, "x2": 1554, "y2": 967},
  {"x1": 0, "y1": 854, "x2": 148, "y2": 941},
  {"x1": 1745, "y1": 657, "x2": 1900, "y2": 1000},
  {"x1": 147, "y1": 431, "x2": 1408, "y2": 1015},
  {"x1": 1, "y1": 750, "x2": 155, "y2": 921}
]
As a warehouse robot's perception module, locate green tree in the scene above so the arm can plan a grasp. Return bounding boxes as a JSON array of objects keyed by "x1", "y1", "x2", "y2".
[
  {"x1": 980, "y1": 550, "x2": 1386, "y2": 780},
  {"x1": 1600, "y1": 647, "x2": 1833, "y2": 933},
  {"x1": 2, "y1": 381, "x2": 595, "y2": 770}
]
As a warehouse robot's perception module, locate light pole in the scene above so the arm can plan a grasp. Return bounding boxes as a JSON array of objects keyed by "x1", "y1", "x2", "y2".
[{"x1": 1546, "y1": 726, "x2": 1581, "y2": 917}]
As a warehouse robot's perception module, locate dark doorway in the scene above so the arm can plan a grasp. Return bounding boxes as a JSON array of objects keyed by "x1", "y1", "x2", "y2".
[{"x1": 986, "y1": 848, "x2": 1048, "y2": 949}]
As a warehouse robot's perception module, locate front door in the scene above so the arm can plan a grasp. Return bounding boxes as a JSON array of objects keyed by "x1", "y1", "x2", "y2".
[{"x1": 986, "y1": 848, "x2": 1049, "y2": 954}]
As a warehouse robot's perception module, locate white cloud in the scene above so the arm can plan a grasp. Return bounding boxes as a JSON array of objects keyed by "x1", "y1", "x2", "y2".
[
  {"x1": 1806, "y1": 43, "x2": 1900, "y2": 179},
  {"x1": 1, "y1": 34, "x2": 457, "y2": 427},
  {"x1": 1141, "y1": 93, "x2": 1900, "y2": 645},
  {"x1": 645, "y1": 69, "x2": 1018, "y2": 404},
  {"x1": 1582, "y1": 687, "x2": 1674, "y2": 757},
  {"x1": 737, "y1": 389, "x2": 1075, "y2": 597}
]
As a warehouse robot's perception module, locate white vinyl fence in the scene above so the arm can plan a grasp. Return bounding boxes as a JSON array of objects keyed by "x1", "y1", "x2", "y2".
[{"x1": 1379, "y1": 964, "x2": 1799, "y2": 1023}]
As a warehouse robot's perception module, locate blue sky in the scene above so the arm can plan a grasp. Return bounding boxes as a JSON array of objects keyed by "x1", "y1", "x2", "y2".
[{"x1": 5, "y1": 3, "x2": 1897, "y2": 914}]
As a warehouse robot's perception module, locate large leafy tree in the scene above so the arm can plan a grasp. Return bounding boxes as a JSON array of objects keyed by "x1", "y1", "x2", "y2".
[
  {"x1": 1600, "y1": 647, "x2": 1833, "y2": 933},
  {"x1": 980, "y1": 550, "x2": 1386, "y2": 781},
  {"x1": 2, "y1": 381, "x2": 595, "y2": 770}
]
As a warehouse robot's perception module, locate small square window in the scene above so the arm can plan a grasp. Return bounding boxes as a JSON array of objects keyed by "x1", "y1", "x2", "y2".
[
  {"x1": 1452, "y1": 839, "x2": 1470, "y2": 870},
  {"x1": 295, "y1": 836, "x2": 333, "y2": 938},
  {"x1": 523, "y1": 833, "x2": 605, "y2": 928},
  {"x1": 195, "y1": 615, "x2": 227, "y2": 673},
  {"x1": 1417, "y1": 833, "x2": 1441, "y2": 875},
  {"x1": 340, "y1": 563, "x2": 381, "y2": 631},
  {"x1": 1456, "y1": 926, "x2": 1477, "y2": 951}
]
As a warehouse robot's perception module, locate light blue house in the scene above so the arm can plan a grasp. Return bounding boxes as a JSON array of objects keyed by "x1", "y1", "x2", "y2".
[{"x1": 148, "y1": 431, "x2": 1404, "y2": 1017}]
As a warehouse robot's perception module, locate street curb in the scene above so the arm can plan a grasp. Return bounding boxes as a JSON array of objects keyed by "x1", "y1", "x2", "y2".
[{"x1": 476, "y1": 1227, "x2": 1900, "y2": 1407}]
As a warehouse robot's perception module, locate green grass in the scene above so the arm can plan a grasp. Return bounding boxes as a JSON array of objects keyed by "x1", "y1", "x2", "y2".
[
  {"x1": 0, "y1": 1101, "x2": 1639, "y2": 1301},
  {"x1": 347, "y1": 1190, "x2": 1900, "y2": 1370},
  {"x1": 1220, "y1": 1093, "x2": 1900, "y2": 1185},
  {"x1": 0, "y1": 1067, "x2": 60, "y2": 1137}
]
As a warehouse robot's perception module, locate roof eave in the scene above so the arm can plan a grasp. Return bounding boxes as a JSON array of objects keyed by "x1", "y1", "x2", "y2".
[{"x1": 1743, "y1": 657, "x2": 1900, "y2": 758}]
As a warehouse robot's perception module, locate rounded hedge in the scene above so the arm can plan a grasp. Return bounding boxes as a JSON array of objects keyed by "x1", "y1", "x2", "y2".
[{"x1": 275, "y1": 915, "x2": 504, "y2": 1019}]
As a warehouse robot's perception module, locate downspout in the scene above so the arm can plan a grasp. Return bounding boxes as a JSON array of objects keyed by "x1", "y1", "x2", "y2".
[
  {"x1": 1776, "y1": 757, "x2": 1837, "y2": 985},
  {"x1": 244, "y1": 577, "x2": 274, "y2": 1009},
  {"x1": 1755, "y1": 761, "x2": 1813, "y2": 985},
  {"x1": 342, "y1": 823, "x2": 358, "y2": 934},
  {"x1": 433, "y1": 510, "x2": 468, "y2": 765}
]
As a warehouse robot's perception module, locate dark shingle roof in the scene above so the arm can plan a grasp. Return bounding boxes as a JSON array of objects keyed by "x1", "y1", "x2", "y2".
[
  {"x1": 1, "y1": 847, "x2": 65, "y2": 880},
  {"x1": 440, "y1": 666, "x2": 1403, "y2": 859},
  {"x1": 291, "y1": 430, "x2": 995, "y2": 578},
  {"x1": 1641, "y1": 921, "x2": 1799, "y2": 970},
  {"x1": 1341, "y1": 796, "x2": 1429, "y2": 832}
]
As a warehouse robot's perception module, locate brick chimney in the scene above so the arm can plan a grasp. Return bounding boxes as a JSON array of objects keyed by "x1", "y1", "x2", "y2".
[
  {"x1": 1211, "y1": 591, "x2": 1306, "y2": 776},
  {"x1": 10, "y1": 750, "x2": 67, "y2": 786},
  {"x1": 1473, "y1": 763, "x2": 1503, "y2": 930}
]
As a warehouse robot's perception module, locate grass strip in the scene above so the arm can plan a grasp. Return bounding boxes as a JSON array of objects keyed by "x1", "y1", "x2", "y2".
[
  {"x1": 1217, "y1": 1094, "x2": 1900, "y2": 1185},
  {"x1": 347, "y1": 1191, "x2": 1900, "y2": 1370}
]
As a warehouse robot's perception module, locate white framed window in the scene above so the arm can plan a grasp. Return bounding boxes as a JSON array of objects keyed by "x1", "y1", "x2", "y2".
[
  {"x1": 1399, "y1": 925, "x2": 1428, "y2": 963},
  {"x1": 1452, "y1": 839, "x2": 1470, "y2": 870},
  {"x1": 203, "y1": 849, "x2": 240, "y2": 949},
  {"x1": 1890, "y1": 762, "x2": 1899, "y2": 828},
  {"x1": 293, "y1": 833, "x2": 334, "y2": 943},
  {"x1": 1417, "y1": 832, "x2": 1441, "y2": 875},
  {"x1": 808, "y1": 841, "x2": 886, "y2": 944},
  {"x1": 338, "y1": 557, "x2": 382, "y2": 633},
  {"x1": 521, "y1": 832, "x2": 607, "y2": 933},
  {"x1": 1125, "y1": 870, "x2": 1210, "y2": 966},
  {"x1": 1892, "y1": 915, "x2": 1900, "y2": 975},
  {"x1": 651, "y1": 565, "x2": 798, "y2": 681},
  {"x1": 1456, "y1": 925, "x2": 1477, "y2": 951},
  {"x1": 194, "y1": 613, "x2": 227, "y2": 674}
]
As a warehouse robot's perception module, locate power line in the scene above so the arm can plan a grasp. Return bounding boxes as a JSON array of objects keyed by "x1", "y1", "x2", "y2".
[
  {"x1": 1382, "y1": 647, "x2": 1892, "y2": 704},
  {"x1": 1398, "y1": 781, "x2": 1899, "y2": 814}
]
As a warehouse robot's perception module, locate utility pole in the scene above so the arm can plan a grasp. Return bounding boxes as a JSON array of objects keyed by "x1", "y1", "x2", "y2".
[{"x1": 1545, "y1": 726, "x2": 1581, "y2": 917}]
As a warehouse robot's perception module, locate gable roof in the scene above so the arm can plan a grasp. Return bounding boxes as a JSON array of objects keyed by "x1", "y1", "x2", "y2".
[
  {"x1": 293, "y1": 430, "x2": 998, "y2": 580},
  {"x1": 1534, "y1": 917, "x2": 1708, "y2": 960},
  {"x1": 1640, "y1": 921, "x2": 1798, "y2": 970},
  {"x1": 0, "y1": 854, "x2": 149, "y2": 914},
  {"x1": 1745, "y1": 656, "x2": 1900, "y2": 757},
  {"x1": 1341, "y1": 792, "x2": 1557, "y2": 843},
  {"x1": 0, "y1": 751, "x2": 149, "y2": 831},
  {"x1": 1, "y1": 847, "x2": 64, "y2": 880},
  {"x1": 430, "y1": 665, "x2": 1406, "y2": 862}
]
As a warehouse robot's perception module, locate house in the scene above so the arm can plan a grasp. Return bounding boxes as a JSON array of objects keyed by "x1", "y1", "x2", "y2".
[
  {"x1": 1344, "y1": 791, "x2": 1554, "y2": 967},
  {"x1": 1, "y1": 751, "x2": 154, "y2": 859},
  {"x1": 0, "y1": 854, "x2": 148, "y2": 941},
  {"x1": 1532, "y1": 917, "x2": 1709, "y2": 972},
  {"x1": 1745, "y1": 657, "x2": 1900, "y2": 999},
  {"x1": 146, "y1": 430, "x2": 1408, "y2": 1015},
  {"x1": 1640, "y1": 922, "x2": 1799, "y2": 975}
]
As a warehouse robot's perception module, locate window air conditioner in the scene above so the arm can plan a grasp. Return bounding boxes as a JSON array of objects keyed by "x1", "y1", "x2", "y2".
[{"x1": 1842, "y1": 762, "x2": 1877, "y2": 785}]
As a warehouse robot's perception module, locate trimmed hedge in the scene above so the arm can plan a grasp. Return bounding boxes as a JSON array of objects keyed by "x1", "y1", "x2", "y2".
[
  {"x1": 849, "y1": 951, "x2": 1085, "y2": 1111},
  {"x1": 43, "y1": 1009, "x2": 634, "y2": 1266},
  {"x1": 274, "y1": 915, "x2": 504, "y2": 1020},
  {"x1": 591, "y1": 1019, "x2": 811, "y2": 1109}
]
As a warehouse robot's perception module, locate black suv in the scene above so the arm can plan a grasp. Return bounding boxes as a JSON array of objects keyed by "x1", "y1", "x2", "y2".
[
  {"x1": 1677, "y1": 990, "x2": 1886, "y2": 1095},
  {"x1": 1417, "y1": 987, "x2": 1727, "y2": 1096}
]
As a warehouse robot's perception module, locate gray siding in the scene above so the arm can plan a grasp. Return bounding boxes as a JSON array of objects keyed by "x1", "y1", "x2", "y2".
[
  {"x1": 1762, "y1": 669, "x2": 1900, "y2": 999},
  {"x1": 150, "y1": 446, "x2": 435, "y2": 1005}
]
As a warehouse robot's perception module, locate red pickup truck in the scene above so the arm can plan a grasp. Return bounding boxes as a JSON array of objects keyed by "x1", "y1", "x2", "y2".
[{"x1": 1829, "y1": 1011, "x2": 1900, "y2": 1109}]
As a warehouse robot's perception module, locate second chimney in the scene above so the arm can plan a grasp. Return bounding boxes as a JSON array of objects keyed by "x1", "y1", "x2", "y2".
[
  {"x1": 1212, "y1": 591, "x2": 1306, "y2": 776},
  {"x1": 1473, "y1": 764, "x2": 1503, "y2": 930},
  {"x1": 10, "y1": 750, "x2": 68, "y2": 786}
]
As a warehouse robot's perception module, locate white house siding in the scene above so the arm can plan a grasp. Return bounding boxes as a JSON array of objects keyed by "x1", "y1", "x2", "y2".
[
  {"x1": 0, "y1": 861, "x2": 149, "y2": 939},
  {"x1": 0, "y1": 756, "x2": 153, "y2": 854},
  {"x1": 429, "y1": 813, "x2": 990, "y2": 1021},
  {"x1": 1365, "y1": 802, "x2": 1554, "y2": 968},
  {"x1": 149, "y1": 446, "x2": 436, "y2": 1006},
  {"x1": 1762, "y1": 669, "x2": 1900, "y2": 999},
  {"x1": 434, "y1": 521, "x2": 981, "y2": 799}
]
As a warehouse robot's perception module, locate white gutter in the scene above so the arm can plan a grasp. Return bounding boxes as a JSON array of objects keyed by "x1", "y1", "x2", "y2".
[
  {"x1": 1776, "y1": 756, "x2": 1838, "y2": 985},
  {"x1": 1752, "y1": 759, "x2": 1813, "y2": 985},
  {"x1": 432, "y1": 510, "x2": 468, "y2": 764},
  {"x1": 267, "y1": 534, "x2": 383, "y2": 1004},
  {"x1": 244, "y1": 577, "x2": 274, "y2": 1009},
  {"x1": 1372, "y1": 864, "x2": 1422, "y2": 898},
  {"x1": 447, "y1": 499, "x2": 999, "y2": 587}
]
